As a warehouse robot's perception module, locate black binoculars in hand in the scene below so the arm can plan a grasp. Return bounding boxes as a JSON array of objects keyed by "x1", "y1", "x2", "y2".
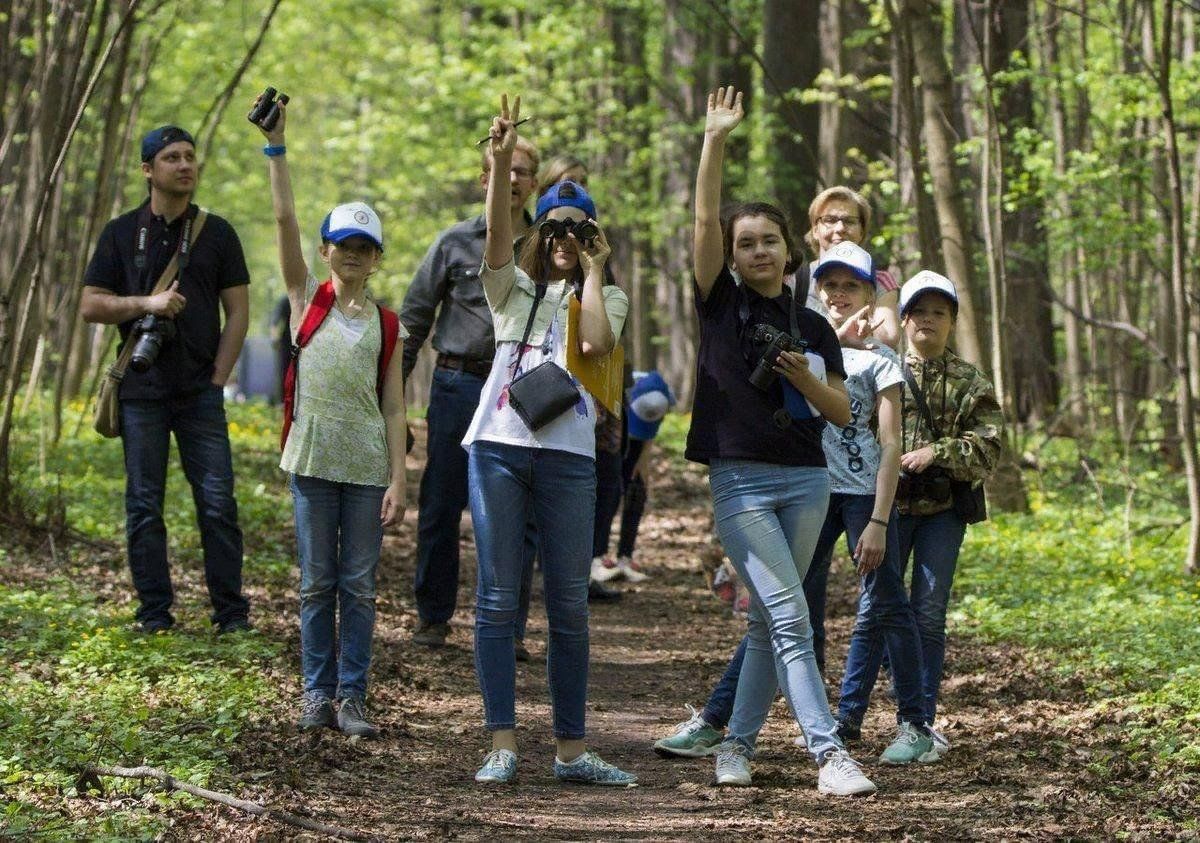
[
  {"x1": 248, "y1": 87, "x2": 289, "y2": 132},
  {"x1": 538, "y1": 217, "x2": 598, "y2": 245}
]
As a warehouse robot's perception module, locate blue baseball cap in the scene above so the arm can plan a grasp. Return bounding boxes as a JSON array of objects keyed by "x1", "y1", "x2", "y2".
[
  {"x1": 627, "y1": 370, "x2": 675, "y2": 441},
  {"x1": 535, "y1": 180, "x2": 596, "y2": 221},
  {"x1": 141, "y1": 125, "x2": 195, "y2": 163},
  {"x1": 320, "y1": 202, "x2": 384, "y2": 250}
]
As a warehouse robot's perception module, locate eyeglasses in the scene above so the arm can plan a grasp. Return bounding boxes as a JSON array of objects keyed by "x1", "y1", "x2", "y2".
[
  {"x1": 818, "y1": 214, "x2": 861, "y2": 228},
  {"x1": 483, "y1": 166, "x2": 536, "y2": 180}
]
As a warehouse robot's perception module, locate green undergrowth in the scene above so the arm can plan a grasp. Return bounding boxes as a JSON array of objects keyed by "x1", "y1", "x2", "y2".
[
  {"x1": 953, "y1": 434, "x2": 1200, "y2": 781},
  {"x1": 1, "y1": 400, "x2": 289, "y2": 838}
]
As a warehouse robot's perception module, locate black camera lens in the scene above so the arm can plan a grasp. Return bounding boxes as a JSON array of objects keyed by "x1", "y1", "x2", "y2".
[{"x1": 128, "y1": 315, "x2": 175, "y2": 373}]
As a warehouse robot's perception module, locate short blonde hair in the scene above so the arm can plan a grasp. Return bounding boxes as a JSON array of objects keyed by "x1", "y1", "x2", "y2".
[
  {"x1": 537, "y1": 154, "x2": 587, "y2": 198},
  {"x1": 481, "y1": 137, "x2": 540, "y2": 174},
  {"x1": 804, "y1": 186, "x2": 872, "y2": 256}
]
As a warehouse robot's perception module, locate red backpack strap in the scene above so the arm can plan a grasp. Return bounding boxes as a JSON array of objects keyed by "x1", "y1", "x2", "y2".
[
  {"x1": 280, "y1": 281, "x2": 336, "y2": 450},
  {"x1": 376, "y1": 304, "x2": 400, "y2": 403}
]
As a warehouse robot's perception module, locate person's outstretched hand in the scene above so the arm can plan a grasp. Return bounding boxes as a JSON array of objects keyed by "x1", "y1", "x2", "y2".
[
  {"x1": 488, "y1": 93, "x2": 521, "y2": 158},
  {"x1": 253, "y1": 94, "x2": 286, "y2": 145},
  {"x1": 705, "y1": 86, "x2": 744, "y2": 138}
]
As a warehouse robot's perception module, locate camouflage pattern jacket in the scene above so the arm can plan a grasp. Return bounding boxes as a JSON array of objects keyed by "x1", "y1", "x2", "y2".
[{"x1": 899, "y1": 348, "x2": 1003, "y2": 516}]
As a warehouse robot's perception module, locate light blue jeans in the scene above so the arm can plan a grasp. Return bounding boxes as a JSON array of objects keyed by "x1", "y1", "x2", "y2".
[
  {"x1": 290, "y1": 473, "x2": 384, "y2": 701},
  {"x1": 709, "y1": 459, "x2": 840, "y2": 763}
]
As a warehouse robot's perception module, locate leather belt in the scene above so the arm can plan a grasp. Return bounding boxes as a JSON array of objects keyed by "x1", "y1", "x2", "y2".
[{"x1": 436, "y1": 353, "x2": 493, "y2": 377}]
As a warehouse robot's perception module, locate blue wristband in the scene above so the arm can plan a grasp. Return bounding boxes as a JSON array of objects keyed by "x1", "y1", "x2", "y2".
[{"x1": 263, "y1": 144, "x2": 286, "y2": 157}]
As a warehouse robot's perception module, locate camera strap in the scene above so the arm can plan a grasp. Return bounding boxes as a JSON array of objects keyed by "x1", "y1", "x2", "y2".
[
  {"x1": 901, "y1": 361, "x2": 941, "y2": 453},
  {"x1": 736, "y1": 275, "x2": 802, "y2": 340},
  {"x1": 113, "y1": 209, "x2": 209, "y2": 377}
]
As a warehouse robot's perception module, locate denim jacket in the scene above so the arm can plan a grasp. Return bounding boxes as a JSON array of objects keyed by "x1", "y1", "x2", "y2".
[{"x1": 480, "y1": 259, "x2": 628, "y2": 346}]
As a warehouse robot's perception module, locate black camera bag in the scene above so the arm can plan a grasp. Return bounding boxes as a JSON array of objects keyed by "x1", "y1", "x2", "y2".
[{"x1": 507, "y1": 283, "x2": 581, "y2": 431}]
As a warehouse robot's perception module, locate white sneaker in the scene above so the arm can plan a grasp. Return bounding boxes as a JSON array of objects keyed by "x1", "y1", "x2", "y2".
[
  {"x1": 817, "y1": 749, "x2": 877, "y2": 796},
  {"x1": 616, "y1": 555, "x2": 649, "y2": 583},
  {"x1": 590, "y1": 556, "x2": 621, "y2": 583},
  {"x1": 714, "y1": 742, "x2": 753, "y2": 786}
]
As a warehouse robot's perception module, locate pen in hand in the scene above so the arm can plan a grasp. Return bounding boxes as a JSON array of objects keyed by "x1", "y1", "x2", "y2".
[{"x1": 476, "y1": 118, "x2": 531, "y2": 145}]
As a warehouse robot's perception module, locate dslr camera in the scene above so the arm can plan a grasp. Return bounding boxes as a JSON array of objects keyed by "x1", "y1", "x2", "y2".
[
  {"x1": 129, "y1": 314, "x2": 176, "y2": 373},
  {"x1": 247, "y1": 86, "x2": 289, "y2": 132},
  {"x1": 896, "y1": 468, "x2": 952, "y2": 503},
  {"x1": 538, "y1": 217, "x2": 598, "y2": 246},
  {"x1": 748, "y1": 323, "x2": 808, "y2": 391}
]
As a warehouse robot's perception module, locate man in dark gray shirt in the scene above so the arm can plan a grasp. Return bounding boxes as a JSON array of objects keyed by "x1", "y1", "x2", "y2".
[{"x1": 401, "y1": 138, "x2": 538, "y2": 647}]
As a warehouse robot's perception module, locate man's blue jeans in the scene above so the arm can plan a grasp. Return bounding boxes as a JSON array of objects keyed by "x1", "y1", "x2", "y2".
[
  {"x1": 709, "y1": 459, "x2": 840, "y2": 762},
  {"x1": 120, "y1": 385, "x2": 246, "y2": 627},
  {"x1": 415, "y1": 367, "x2": 536, "y2": 627},
  {"x1": 290, "y1": 474, "x2": 384, "y2": 700},
  {"x1": 469, "y1": 441, "x2": 594, "y2": 739},
  {"x1": 866, "y1": 508, "x2": 967, "y2": 723}
]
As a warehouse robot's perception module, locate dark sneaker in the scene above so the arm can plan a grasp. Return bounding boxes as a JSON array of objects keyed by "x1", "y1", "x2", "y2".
[
  {"x1": 587, "y1": 580, "x2": 622, "y2": 603},
  {"x1": 337, "y1": 697, "x2": 380, "y2": 738},
  {"x1": 297, "y1": 693, "x2": 336, "y2": 731},
  {"x1": 412, "y1": 620, "x2": 450, "y2": 647},
  {"x1": 835, "y1": 718, "x2": 861, "y2": 744},
  {"x1": 134, "y1": 618, "x2": 174, "y2": 634},
  {"x1": 514, "y1": 638, "x2": 531, "y2": 662},
  {"x1": 217, "y1": 617, "x2": 252, "y2": 635}
]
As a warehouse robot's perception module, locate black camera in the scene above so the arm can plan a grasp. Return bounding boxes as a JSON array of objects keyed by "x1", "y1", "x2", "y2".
[
  {"x1": 248, "y1": 86, "x2": 289, "y2": 132},
  {"x1": 896, "y1": 468, "x2": 952, "y2": 503},
  {"x1": 129, "y1": 314, "x2": 177, "y2": 373},
  {"x1": 748, "y1": 323, "x2": 808, "y2": 391},
  {"x1": 538, "y1": 217, "x2": 598, "y2": 245}
]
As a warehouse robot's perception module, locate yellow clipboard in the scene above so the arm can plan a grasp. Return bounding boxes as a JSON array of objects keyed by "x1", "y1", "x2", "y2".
[{"x1": 565, "y1": 297, "x2": 624, "y2": 415}]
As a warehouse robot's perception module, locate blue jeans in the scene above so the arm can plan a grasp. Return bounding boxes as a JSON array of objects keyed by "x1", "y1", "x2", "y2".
[
  {"x1": 120, "y1": 385, "x2": 246, "y2": 626},
  {"x1": 857, "y1": 508, "x2": 966, "y2": 723},
  {"x1": 413, "y1": 367, "x2": 484, "y2": 624},
  {"x1": 826, "y1": 496, "x2": 925, "y2": 727},
  {"x1": 290, "y1": 474, "x2": 384, "y2": 700},
  {"x1": 469, "y1": 441, "x2": 594, "y2": 739},
  {"x1": 709, "y1": 460, "x2": 839, "y2": 762}
]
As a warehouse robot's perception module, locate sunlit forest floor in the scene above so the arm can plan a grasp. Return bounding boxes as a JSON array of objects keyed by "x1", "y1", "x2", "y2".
[{"x1": 1, "y1": 404, "x2": 1197, "y2": 839}]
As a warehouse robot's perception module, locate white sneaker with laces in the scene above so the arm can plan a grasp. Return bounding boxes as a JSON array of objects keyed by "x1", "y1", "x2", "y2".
[
  {"x1": 817, "y1": 749, "x2": 877, "y2": 796},
  {"x1": 616, "y1": 555, "x2": 648, "y2": 583},
  {"x1": 590, "y1": 556, "x2": 621, "y2": 583},
  {"x1": 714, "y1": 742, "x2": 753, "y2": 786}
]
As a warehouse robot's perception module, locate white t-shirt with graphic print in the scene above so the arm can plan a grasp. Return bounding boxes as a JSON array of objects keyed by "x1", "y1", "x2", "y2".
[
  {"x1": 462, "y1": 279, "x2": 597, "y2": 459},
  {"x1": 823, "y1": 345, "x2": 904, "y2": 496}
]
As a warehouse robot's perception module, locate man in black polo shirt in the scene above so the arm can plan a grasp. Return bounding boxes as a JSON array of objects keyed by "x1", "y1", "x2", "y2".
[
  {"x1": 400, "y1": 139, "x2": 541, "y2": 647},
  {"x1": 81, "y1": 126, "x2": 251, "y2": 634}
]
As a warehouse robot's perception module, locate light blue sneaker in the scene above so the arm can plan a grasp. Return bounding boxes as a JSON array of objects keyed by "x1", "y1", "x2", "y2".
[
  {"x1": 554, "y1": 750, "x2": 637, "y2": 786},
  {"x1": 879, "y1": 721, "x2": 939, "y2": 765},
  {"x1": 653, "y1": 705, "x2": 725, "y2": 757},
  {"x1": 474, "y1": 749, "x2": 518, "y2": 784}
]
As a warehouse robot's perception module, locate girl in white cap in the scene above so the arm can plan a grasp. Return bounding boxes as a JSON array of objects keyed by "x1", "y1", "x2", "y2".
[{"x1": 258, "y1": 97, "x2": 408, "y2": 740}]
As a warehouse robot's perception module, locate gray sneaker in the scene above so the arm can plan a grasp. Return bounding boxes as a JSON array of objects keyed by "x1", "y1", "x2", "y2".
[
  {"x1": 714, "y1": 742, "x2": 753, "y2": 786},
  {"x1": 554, "y1": 751, "x2": 637, "y2": 786},
  {"x1": 337, "y1": 697, "x2": 380, "y2": 738},
  {"x1": 475, "y1": 749, "x2": 518, "y2": 784},
  {"x1": 297, "y1": 693, "x2": 336, "y2": 731},
  {"x1": 412, "y1": 620, "x2": 450, "y2": 647}
]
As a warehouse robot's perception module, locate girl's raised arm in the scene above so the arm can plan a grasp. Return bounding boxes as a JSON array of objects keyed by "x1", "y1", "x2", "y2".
[
  {"x1": 258, "y1": 99, "x2": 308, "y2": 309},
  {"x1": 484, "y1": 94, "x2": 521, "y2": 270},
  {"x1": 693, "y1": 87, "x2": 744, "y2": 301}
]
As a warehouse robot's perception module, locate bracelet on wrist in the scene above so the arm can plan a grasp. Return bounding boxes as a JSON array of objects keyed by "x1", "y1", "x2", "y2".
[
  {"x1": 869, "y1": 517, "x2": 888, "y2": 528},
  {"x1": 263, "y1": 144, "x2": 286, "y2": 157}
]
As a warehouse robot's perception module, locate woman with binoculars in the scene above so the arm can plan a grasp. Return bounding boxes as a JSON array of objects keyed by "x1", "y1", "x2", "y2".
[
  {"x1": 465, "y1": 95, "x2": 634, "y2": 786},
  {"x1": 683, "y1": 86, "x2": 876, "y2": 796}
]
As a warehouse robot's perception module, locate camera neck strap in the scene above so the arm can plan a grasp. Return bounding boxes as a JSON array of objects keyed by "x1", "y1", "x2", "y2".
[
  {"x1": 512, "y1": 279, "x2": 549, "y2": 376},
  {"x1": 115, "y1": 209, "x2": 209, "y2": 375},
  {"x1": 736, "y1": 276, "x2": 801, "y2": 339},
  {"x1": 901, "y1": 360, "x2": 942, "y2": 454}
]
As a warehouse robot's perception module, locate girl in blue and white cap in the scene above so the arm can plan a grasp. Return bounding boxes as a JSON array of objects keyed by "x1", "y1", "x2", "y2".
[
  {"x1": 257, "y1": 97, "x2": 408, "y2": 740},
  {"x1": 466, "y1": 95, "x2": 634, "y2": 786}
]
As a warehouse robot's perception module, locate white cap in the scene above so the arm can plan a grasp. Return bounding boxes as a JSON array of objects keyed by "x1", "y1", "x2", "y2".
[
  {"x1": 900, "y1": 270, "x2": 958, "y2": 316},
  {"x1": 320, "y1": 202, "x2": 383, "y2": 250},
  {"x1": 813, "y1": 242, "x2": 874, "y2": 284}
]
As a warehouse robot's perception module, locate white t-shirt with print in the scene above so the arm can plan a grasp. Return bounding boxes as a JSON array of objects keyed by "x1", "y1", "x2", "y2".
[
  {"x1": 463, "y1": 279, "x2": 597, "y2": 459},
  {"x1": 823, "y1": 345, "x2": 904, "y2": 496}
]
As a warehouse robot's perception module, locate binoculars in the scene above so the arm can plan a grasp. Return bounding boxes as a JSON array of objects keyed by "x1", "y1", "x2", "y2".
[
  {"x1": 538, "y1": 217, "x2": 598, "y2": 244},
  {"x1": 248, "y1": 87, "x2": 289, "y2": 132}
]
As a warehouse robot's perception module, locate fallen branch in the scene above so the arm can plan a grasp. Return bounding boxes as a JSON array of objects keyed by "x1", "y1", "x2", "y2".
[{"x1": 83, "y1": 764, "x2": 374, "y2": 842}]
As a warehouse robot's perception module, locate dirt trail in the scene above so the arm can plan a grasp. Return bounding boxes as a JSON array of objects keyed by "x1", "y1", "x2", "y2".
[{"x1": 160, "y1": 439, "x2": 1191, "y2": 839}]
